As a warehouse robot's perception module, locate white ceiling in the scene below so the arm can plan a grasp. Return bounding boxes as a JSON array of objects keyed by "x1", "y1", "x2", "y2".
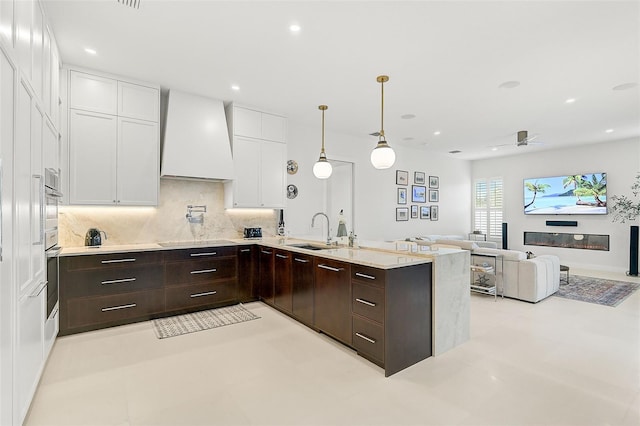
[{"x1": 43, "y1": 0, "x2": 640, "y2": 160}]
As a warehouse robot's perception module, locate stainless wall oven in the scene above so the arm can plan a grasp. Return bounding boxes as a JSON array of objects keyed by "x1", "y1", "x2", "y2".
[{"x1": 44, "y1": 167, "x2": 62, "y2": 319}]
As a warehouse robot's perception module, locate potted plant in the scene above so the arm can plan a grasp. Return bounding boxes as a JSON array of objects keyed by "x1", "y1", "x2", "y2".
[{"x1": 610, "y1": 173, "x2": 640, "y2": 276}]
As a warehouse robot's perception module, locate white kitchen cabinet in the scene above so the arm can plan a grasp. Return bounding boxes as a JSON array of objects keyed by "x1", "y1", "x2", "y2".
[
  {"x1": 50, "y1": 42, "x2": 59, "y2": 126},
  {"x1": 69, "y1": 110, "x2": 117, "y2": 205},
  {"x1": 69, "y1": 70, "x2": 117, "y2": 115},
  {"x1": 42, "y1": 23, "x2": 51, "y2": 117},
  {"x1": 118, "y1": 81, "x2": 159, "y2": 122},
  {"x1": 66, "y1": 67, "x2": 160, "y2": 206},
  {"x1": 14, "y1": 0, "x2": 31, "y2": 81},
  {"x1": 31, "y1": 1, "x2": 42, "y2": 100},
  {"x1": 226, "y1": 137, "x2": 285, "y2": 208},
  {"x1": 231, "y1": 105, "x2": 286, "y2": 143},
  {"x1": 117, "y1": 117, "x2": 159, "y2": 205},
  {"x1": 30, "y1": 103, "x2": 44, "y2": 288},
  {"x1": 43, "y1": 117, "x2": 58, "y2": 181},
  {"x1": 225, "y1": 104, "x2": 287, "y2": 209}
]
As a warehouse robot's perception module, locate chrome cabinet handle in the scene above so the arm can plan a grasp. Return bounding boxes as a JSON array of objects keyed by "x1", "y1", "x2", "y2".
[
  {"x1": 190, "y1": 268, "x2": 217, "y2": 274},
  {"x1": 30, "y1": 280, "x2": 48, "y2": 297},
  {"x1": 101, "y1": 277, "x2": 136, "y2": 285},
  {"x1": 294, "y1": 258, "x2": 309, "y2": 263},
  {"x1": 190, "y1": 290, "x2": 217, "y2": 298},
  {"x1": 101, "y1": 303, "x2": 136, "y2": 312},
  {"x1": 240, "y1": 249, "x2": 251, "y2": 253},
  {"x1": 318, "y1": 264, "x2": 344, "y2": 272},
  {"x1": 190, "y1": 252, "x2": 217, "y2": 257},
  {"x1": 33, "y1": 174, "x2": 44, "y2": 245},
  {"x1": 261, "y1": 250, "x2": 272, "y2": 254},
  {"x1": 276, "y1": 254, "x2": 289, "y2": 259},
  {"x1": 355, "y1": 332, "x2": 377, "y2": 344},
  {"x1": 355, "y1": 298, "x2": 376, "y2": 307},
  {"x1": 355, "y1": 272, "x2": 376, "y2": 280},
  {"x1": 101, "y1": 258, "x2": 136, "y2": 264}
]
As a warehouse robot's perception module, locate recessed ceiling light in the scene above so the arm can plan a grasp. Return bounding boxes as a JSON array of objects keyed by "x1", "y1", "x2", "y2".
[
  {"x1": 498, "y1": 81, "x2": 520, "y2": 89},
  {"x1": 433, "y1": 131, "x2": 441, "y2": 136},
  {"x1": 613, "y1": 82, "x2": 638, "y2": 91},
  {"x1": 605, "y1": 129, "x2": 614, "y2": 133},
  {"x1": 491, "y1": 147, "x2": 498, "y2": 151},
  {"x1": 565, "y1": 98, "x2": 576, "y2": 104},
  {"x1": 401, "y1": 114, "x2": 416, "y2": 120},
  {"x1": 289, "y1": 24, "x2": 301, "y2": 32},
  {"x1": 231, "y1": 85, "x2": 240, "y2": 91},
  {"x1": 84, "y1": 48, "x2": 97, "y2": 55}
]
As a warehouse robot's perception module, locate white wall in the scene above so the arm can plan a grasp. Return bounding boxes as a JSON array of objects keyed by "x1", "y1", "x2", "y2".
[
  {"x1": 472, "y1": 138, "x2": 640, "y2": 273},
  {"x1": 285, "y1": 121, "x2": 472, "y2": 242}
]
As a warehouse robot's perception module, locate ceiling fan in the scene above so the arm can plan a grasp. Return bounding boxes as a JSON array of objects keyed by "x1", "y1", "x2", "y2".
[{"x1": 490, "y1": 130, "x2": 543, "y2": 150}]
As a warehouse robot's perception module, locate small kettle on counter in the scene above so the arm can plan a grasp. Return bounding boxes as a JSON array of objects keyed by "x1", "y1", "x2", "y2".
[{"x1": 85, "y1": 228, "x2": 107, "y2": 247}]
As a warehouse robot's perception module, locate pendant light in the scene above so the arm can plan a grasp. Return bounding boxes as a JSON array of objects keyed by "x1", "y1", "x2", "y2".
[
  {"x1": 313, "y1": 105, "x2": 333, "y2": 179},
  {"x1": 370, "y1": 75, "x2": 396, "y2": 169}
]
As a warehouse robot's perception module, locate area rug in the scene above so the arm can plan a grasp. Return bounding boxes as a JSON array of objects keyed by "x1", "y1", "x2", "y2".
[
  {"x1": 152, "y1": 304, "x2": 260, "y2": 339},
  {"x1": 554, "y1": 275, "x2": 640, "y2": 307}
]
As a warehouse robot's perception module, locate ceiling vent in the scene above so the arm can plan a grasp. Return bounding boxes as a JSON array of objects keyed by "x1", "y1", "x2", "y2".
[
  {"x1": 117, "y1": 0, "x2": 140, "y2": 9},
  {"x1": 449, "y1": 150, "x2": 462, "y2": 154}
]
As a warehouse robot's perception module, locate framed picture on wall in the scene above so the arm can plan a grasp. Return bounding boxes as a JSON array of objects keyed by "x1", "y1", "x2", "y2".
[
  {"x1": 396, "y1": 207, "x2": 409, "y2": 221},
  {"x1": 397, "y1": 188, "x2": 407, "y2": 204},
  {"x1": 412, "y1": 185, "x2": 426, "y2": 203},
  {"x1": 429, "y1": 189, "x2": 439, "y2": 202},
  {"x1": 420, "y1": 206, "x2": 430, "y2": 219},
  {"x1": 430, "y1": 205, "x2": 439, "y2": 221},
  {"x1": 414, "y1": 172, "x2": 425, "y2": 185},
  {"x1": 429, "y1": 176, "x2": 439, "y2": 188},
  {"x1": 411, "y1": 205, "x2": 418, "y2": 218},
  {"x1": 396, "y1": 170, "x2": 409, "y2": 185}
]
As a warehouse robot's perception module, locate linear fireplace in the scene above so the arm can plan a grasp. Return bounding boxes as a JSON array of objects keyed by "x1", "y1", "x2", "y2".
[{"x1": 524, "y1": 232, "x2": 609, "y2": 251}]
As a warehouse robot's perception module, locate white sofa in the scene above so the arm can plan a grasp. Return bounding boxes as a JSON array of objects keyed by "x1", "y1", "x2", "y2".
[{"x1": 421, "y1": 239, "x2": 560, "y2": 303}]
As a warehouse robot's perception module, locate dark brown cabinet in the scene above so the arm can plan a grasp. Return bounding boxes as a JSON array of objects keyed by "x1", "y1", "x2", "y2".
[
  {"x1": 274, "y1": 250, "x2": 293, "y2": 313},
  {"x1": 59, "y1": 251, "x2": 165, "y2": 335},
  {"x1": 237, "y1": 246, "x2": 257, "y2": 302},
  {"x1": 258, "y1": 247, "x2": 274, "y2": 304},
  {"x1": 291, "y1": 252, "x2": 314, "y2": 326},
  {"x1": 314, "y1": 258, "x2": 351, "y2": 345},
  {"x1": 164, "y1": 247, "x2": 237, "y2": 313}
]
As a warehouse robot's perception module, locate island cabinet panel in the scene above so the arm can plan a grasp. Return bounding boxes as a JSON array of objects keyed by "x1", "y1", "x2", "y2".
[
  {"x1": 273, "y1": 250, "x2": 293, "y2": 313},
  {"x1": 164, "y1": 246, "x2": 238, "y2": 313},
  {"x1": 258, "y1": 247, "x2": 275, "y2": 304},
  {"x1": 237, "y1": 246, "x2": 258, "y2": 302},
  {"x1": 291, "y1": 252, "x2": 314, "y2": 326},
  {"x1": 314, "y1": 258, "x2": 351, "y2": 345},
  {"x1": 352, "y1": 316, "x2": 384, "y2": 365},
  {"x1": 59, "y1": 251, "x2": 165, "y2": 335}
]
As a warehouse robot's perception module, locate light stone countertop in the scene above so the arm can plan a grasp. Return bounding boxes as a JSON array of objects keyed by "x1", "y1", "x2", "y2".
[{"x1": 60, "y1": 237, "x2": 433, "y2": 270}]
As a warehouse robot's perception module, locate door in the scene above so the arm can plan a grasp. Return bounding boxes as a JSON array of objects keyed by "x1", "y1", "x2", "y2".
[
  {"x1": 117, "y1": 117, "x2": 158, "y2": 205},
  {"x1": 260, "y1": 140, "x2": 285, "y2": 208},
  {"x1": 273, "y1": 250, "x2": 292, "y2": 313},
  {"x1": 232, "y1": 137, "x2": 260, "y2": 207},
  {"x1": 237, "y1": 246, "x2": 257, "y2": 302},
  {"x1": 291, "y1": 253, "x2": 314, "y2": 326},
  {"x1": 314, "y1": 258, "x2": 351, "y2": 344},
  {"x1": 0, "y1": 46, "x2": 16, "y2": 426},
  {"x1": 16, "y1": 80, "x2": 33, "y2": 296},
  {"x1": 258, "y1": 247, "x2": 274, "y2": 304},
  {"x1": 69, "y1": 110, "x2": 117, "y2": 204}
]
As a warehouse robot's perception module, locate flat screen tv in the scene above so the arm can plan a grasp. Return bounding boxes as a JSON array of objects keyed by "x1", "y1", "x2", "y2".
[{"x1": 523, "y1": 172, "x2": 607, "y2": 215}]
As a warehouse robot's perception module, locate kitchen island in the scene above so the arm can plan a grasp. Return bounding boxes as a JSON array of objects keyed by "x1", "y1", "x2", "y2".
[{"x1": 59, "y1": 237, "x2": 469, "y2": 375}]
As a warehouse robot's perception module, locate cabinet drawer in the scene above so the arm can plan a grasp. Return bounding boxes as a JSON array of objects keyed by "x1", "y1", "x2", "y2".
[
  {"x1": 352, "y1": 282, "x2": 384, "y2": 324},
  {"x1": 64, "y1": 266, "x2": 163, "y2": 298},
  {"x1": 165, "y1": 258, "x2": 236, "y2": 286},
  {"x1": 163, "y1": 246, "x2": 236, "y2": 262},
  {"x1": 165, "y1": 280, "x2": 237, "y2": 311},
  {"x1": 65, "y1": 289, "x2": 164, "y2": 330},
  {"x1": 352, "y1": 316, "x2": 384, "y2": 364},
  {"x1": 351, "y1": 265, "x2": 385, "y2": 287},
  {"x1": 63, "y1": 251, "x2": 163, "y2": 271}
]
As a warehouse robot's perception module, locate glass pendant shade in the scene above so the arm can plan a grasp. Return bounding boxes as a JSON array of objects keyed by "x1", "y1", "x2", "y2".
[
  {"x1": 313, "y1": 105, "x2": 333, "y2": 179},
  {"x1": 370, "y1": 142, "x2": 396, "y2": 169},
  {"x1": 313, "y1": 156, "x2": 333, "y2": 179},
  {"x1": 370, "y1": 75, "x2": 396, "y2": 169}
]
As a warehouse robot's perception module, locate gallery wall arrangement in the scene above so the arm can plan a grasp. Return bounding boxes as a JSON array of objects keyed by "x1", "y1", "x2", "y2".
[{"x1": 396, "y1": 170, "x2": 439, "y2": 221}]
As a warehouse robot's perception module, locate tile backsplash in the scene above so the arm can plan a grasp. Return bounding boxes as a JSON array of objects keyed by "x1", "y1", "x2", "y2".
[{"x1": 59, "y1": 179, "x2": 278, "y2": 247}]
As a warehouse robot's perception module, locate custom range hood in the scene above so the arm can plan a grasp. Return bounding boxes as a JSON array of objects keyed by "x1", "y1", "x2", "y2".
[{"x1": 161, "y1": 90, "x2": 234, "y2": 180}]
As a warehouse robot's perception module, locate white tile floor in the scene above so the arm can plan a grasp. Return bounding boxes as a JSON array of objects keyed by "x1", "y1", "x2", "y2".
[{"x1": 25, "y1": 268, "x2": 640, "y2": 426}]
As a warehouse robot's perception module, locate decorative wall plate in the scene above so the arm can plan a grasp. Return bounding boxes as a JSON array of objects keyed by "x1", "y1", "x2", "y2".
[
  {"x1": 287, "y1": 160, "x2": 298, "y2": 175},
  {"x1": 287, "y1": 184, "x2": 298, "y2": 199}
]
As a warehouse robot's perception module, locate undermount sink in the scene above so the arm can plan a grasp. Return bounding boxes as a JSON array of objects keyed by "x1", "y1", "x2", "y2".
[{"x1": 287, "y1": 243, "x2": 333, "y2": 251}]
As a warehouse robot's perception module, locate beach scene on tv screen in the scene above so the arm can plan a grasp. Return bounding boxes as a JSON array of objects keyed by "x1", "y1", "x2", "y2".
[{"x1": 524, "y1": 173, "x2": 607, "y2": 215}]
